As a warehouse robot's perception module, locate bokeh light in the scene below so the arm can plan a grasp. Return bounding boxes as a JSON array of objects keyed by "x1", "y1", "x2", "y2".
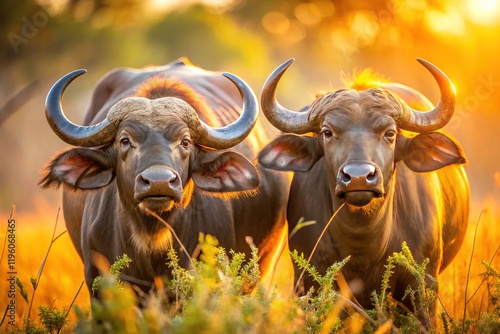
[{"x1": 464, "y1": 0, "x2": 500, "y2": 25}]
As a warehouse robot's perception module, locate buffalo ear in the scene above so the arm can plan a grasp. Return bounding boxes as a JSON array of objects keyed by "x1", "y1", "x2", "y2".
[
  {"x1": 40, "y1": 148, "x2": 115, "y2": 189},
  {"x1": 258, "y1": 134, "x2": 323, "y2": 172},
  {"x1": 192, "y1": 151, "x2": 259, "y2": 192},
  {"x1": 396, "y1": 132, "x2": 467, "y2": 172}
]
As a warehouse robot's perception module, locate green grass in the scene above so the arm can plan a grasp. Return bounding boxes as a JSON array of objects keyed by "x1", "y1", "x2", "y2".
[
  {"x1": 73, "y1": 238, "x2": 500, "y2": 333},
  {"x1": 1, "y1": 209, "x2": 499, "y2": 333}
]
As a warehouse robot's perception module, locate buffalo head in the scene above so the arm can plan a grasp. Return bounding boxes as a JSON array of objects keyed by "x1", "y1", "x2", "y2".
[
  {"x1": 41, "y1": 70, "x2": 259, "y2": 241},
  {"x1": 258, "y1": 59, "x2": 467, "y2": 212}
]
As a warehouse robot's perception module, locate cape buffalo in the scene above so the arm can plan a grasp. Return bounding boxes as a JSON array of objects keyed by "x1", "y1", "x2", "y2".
[
  {"x1": 40, "y1": 58, "x2": 289, "y2": 295},
  {"x1": 258, "y1": 58, "x2": 469, "y2": 327}
]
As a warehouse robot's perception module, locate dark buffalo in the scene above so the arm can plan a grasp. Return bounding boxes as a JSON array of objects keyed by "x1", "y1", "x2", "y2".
[
  {"x1": 258, "y1": 58, "x2": 469, "y2": 327},
  {"x1": 40, "y1": 58, "x2": 288, "y2": 294}
]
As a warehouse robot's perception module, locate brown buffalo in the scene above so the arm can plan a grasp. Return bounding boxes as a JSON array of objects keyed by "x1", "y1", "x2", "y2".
[
  {"x1": 40, "y1": 58, "x2": 289, "y2": 295},
  {"x1": 258, "y1": 58, "x2": 469, "y2": 327}
]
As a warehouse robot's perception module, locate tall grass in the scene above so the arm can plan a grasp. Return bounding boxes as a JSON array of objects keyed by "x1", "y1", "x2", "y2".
[
  {"x1": 0, "y1": 195, "x2": 498, "y2": 333},
  {"x1": 438, "y1": 196, "x2": 500, "y2": 331},
  {"x1": 0, "y1": 205, "x2": 90, "y2": 331}
]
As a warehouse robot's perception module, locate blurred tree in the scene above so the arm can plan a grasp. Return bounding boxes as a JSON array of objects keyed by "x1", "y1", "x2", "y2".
[
  {"x1": 1, "y1": 0, "x2": 47, "y2": 61},
  {"x1": 146, "y1": 6, "x2": 268, "y2": 71}
]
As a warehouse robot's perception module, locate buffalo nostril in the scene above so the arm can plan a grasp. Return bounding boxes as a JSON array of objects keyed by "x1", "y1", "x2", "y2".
[
  {"x1": 142, "y1": 175, "x2": 150, "y2": 184},
  {"x1": 138, "y1": 174, "x2": 151, "y2": 187},
  {"x1": 367, "y1": 171, "x2": 376, "y2": 182},
  {"x1": 169, "y1": 173, "x2": 178, "y2": 184},
  {"x1": 339, "y1": 170, "x2": 351, "y2": 184}
]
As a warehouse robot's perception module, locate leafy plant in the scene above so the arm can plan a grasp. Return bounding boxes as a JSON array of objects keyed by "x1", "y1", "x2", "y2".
[
  {"x1": 371, "y1": 243, "x2": 434, "y2": 332},
  {"x1": 91, "y1": 254, "x2": 132, "y2": 293},
  {"x1": 78, "y1": 233, "x2": 304, "y2": 333}
]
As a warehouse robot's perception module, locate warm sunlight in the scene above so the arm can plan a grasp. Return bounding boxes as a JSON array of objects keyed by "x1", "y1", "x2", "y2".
[
  {"x1": 262, "y1": 11, "x2": 306, "y2": 44},
  {"x1": 464, "y1": 0, "x2": 500, "y2": 25},
  {"x1": 426, "y1": 8, "x2": 465, "y2": 35},
  {"x1": 147, "y1": 0, "x2": 237, "y2": 15}
]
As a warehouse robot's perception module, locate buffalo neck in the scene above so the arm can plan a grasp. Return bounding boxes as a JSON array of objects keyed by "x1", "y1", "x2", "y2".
[
  {"x1": 327, "y1": 173, "x2": 397, "y2": 267},
  {"x1": 116, "y1": 188, "x2": 185, "y2": 254},
  {"x1": 115, "y1": 187, "x2": 232, "y2": 269}
]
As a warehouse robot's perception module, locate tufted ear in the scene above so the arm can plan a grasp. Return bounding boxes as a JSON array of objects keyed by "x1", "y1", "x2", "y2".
[
  {"x1": 192, "y1": 151, "x2": 259, "y2": 192},
  {"x1": 258, "y1": 134, "x2": 323, "y2": 172},
  {"x1": 396, "y1": 132, "x2": 467, "y2": 172},
  {"x1": 40, "y1": 148, "x2": 115, "y2": 189}
]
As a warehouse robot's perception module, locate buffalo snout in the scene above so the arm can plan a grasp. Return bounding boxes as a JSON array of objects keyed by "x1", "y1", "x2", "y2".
[
  {"x1": 335, "y1": 162, "x2": 384, "y2": 207},
  {"x1": 134, "y1": 165, "x2": 183, "y2": 212}
]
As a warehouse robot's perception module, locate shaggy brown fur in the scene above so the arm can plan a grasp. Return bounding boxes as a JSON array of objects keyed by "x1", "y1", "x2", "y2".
[{"x1": 134, "y1": 75, "x2": 220, "y2": 127}]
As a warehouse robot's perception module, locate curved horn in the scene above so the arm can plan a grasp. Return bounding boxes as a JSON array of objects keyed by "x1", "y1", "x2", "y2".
[
  {"x1": 261, "y1": 59, "x2": 318, "y2": 134},
  {"x1": 399, "y1": 59, "x2": 456, "y2": 132},
  {"x1": 45, "y1": 70, "x2": 116, "y2": 147},
  {"x1": 196, "y1": 72, "x2": 259, "y2": 149}
]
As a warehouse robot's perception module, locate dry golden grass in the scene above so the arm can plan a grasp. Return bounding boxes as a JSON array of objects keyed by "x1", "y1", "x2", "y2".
[
  {"x1": 0, "y1": 204, "x2": 90, "y2": 326},
  {"x1": 438, "y1": 196, "x2": 500, "y2": 321}
]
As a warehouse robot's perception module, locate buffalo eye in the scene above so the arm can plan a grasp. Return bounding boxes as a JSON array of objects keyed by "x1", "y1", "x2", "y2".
[
  {"x1": 384, "y1": 130, "x2": 396, "y2": 143},
  {"x1": 180, "y1": 138, "x2": 191, "y2": 149},
  {"x1": 322, "y1": 129, "x2": 333, "y2": 139},
  {"x1": 120, "y1": 137, "x2": 131, "y2": 147}
]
